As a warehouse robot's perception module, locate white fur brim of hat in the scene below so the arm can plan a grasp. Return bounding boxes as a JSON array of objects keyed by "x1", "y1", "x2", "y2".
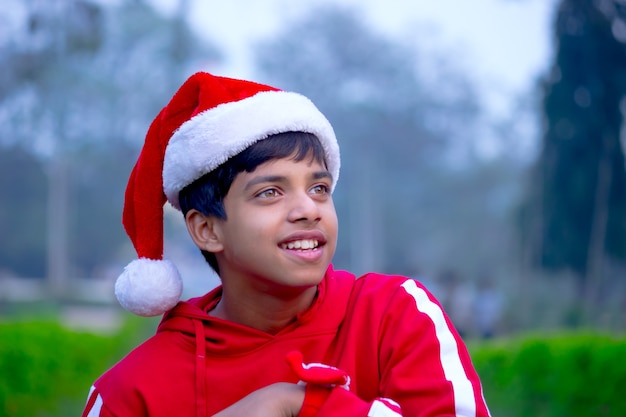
[{"x1": 163, "y1": 90, "x2": 340, "y2": 210}]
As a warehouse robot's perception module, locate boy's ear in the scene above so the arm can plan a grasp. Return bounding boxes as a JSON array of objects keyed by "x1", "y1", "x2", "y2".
[{"x1": 185, "y1": 209, "x2": 224, "y2": 253}]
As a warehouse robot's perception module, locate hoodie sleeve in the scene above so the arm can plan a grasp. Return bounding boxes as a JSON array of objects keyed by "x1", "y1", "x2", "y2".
[{"x1": 313, "y1": 277, "x2": 491, "y2": 417}]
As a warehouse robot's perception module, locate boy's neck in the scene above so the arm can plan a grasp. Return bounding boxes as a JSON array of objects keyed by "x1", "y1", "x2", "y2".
[{"x1": 209, "y1": 285, "x2": 319, "y2": 334}]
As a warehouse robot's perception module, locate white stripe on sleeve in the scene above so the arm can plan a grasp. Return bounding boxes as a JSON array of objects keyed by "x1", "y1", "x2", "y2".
[
  {"x1": 401, "y1": 279, "x2": 477, "y2": 417},
  {"x1": 368, "y1": 398, "x2": 403, "y2": 417},
  {"x1": 85, "y1": 387, "x2": 104, "y2": 417}
]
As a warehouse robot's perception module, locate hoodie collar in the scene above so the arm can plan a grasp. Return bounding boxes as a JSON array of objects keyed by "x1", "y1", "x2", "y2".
[{"x1": 156, "y1": 265, "x2": 352, "y2": 355}]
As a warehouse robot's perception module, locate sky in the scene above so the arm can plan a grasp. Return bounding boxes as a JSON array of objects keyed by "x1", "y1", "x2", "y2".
[{"x1": 152, "y1": 0, "x2": 559, "y2": 112}]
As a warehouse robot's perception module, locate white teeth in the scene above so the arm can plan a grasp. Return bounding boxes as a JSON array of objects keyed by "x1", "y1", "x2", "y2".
[{"x1": 281, "y1": 239, "x2": 319, "y2": 250}]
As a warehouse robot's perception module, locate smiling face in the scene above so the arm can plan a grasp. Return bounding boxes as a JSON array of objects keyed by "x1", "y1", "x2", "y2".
[{"x1": 209, "y1": 153, "x2": 338, "y2": 297}]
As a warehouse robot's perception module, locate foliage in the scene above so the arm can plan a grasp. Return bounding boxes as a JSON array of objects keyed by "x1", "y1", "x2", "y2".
[
  {"x1": 523, "y1": 0, "x2": 626, "y2": 280},
  {"x1": 472, "y1": 332, "x2": 626, "y2": 417},
  {"x1": 0, "y1": 315, "x2": 158, "y2": 417},
  {"x1": 0, "y1": 320, "x2": 111, "y2": 417}
]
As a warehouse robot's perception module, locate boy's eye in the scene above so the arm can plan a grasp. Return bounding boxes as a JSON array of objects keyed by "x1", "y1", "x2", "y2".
[
  {"x1": 310, "y1": 184, "x2": 330, "y2": 195},
  {"x1": 257, "y1": 188, "x2": 279, "y2": 198}
]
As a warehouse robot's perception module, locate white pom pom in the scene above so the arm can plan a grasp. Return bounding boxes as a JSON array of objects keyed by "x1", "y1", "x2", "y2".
[{"x1": 115, "y1": 258, "x2": 183, "y2": 317}]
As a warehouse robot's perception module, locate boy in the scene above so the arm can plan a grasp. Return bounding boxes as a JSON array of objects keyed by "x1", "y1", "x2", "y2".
[{"x1": 82, "y1": 72, "x2": 491, "y2": 417}]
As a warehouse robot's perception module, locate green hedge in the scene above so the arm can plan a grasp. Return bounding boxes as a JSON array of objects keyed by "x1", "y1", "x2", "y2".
[
  {"x1": 0, "y1": 318, "x2": 149, "y2": 417},
  {"x1": 471, "y1": 332, "x2": 626, "y2": 417},
  {"x1": 1, "y1": 320, "x2": 624, "y2": 417}
]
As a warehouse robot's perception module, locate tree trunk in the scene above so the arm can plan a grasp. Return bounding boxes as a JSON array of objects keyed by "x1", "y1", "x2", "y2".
[
  {"x1": 47, "y1": 155, "x2": 69, "y2": 297},
  {"x1": 584, "y1": 132, "x2": 614, "y2": 323}
]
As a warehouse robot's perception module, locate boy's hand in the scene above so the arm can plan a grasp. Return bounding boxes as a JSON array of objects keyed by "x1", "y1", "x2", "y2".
[{"x1": 212, "y1": 382, "x2": 305, "y2": 417}]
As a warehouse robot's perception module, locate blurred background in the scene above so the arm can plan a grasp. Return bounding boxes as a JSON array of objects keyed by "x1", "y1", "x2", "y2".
[
  {"x1": 1, "y1": 0, "x2": 626, "y2": 415},
  {"x1": 2, "y1": 0, "x2": 624, "y2": 335}
]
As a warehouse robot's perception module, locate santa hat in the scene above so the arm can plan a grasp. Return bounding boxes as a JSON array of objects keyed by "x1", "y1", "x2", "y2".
[{"x1": 115, "y1": 72, "x2": 340, "y2": 316}]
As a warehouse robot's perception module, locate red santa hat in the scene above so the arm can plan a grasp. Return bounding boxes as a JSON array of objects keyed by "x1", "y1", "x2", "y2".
[{"x1": 115, "y1": 72, "x2": 340, "y2": 316}]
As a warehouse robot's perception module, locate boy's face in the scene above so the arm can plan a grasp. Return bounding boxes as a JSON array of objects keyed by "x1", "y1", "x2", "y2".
[{"x1": 212, "y1": 154, "x2": 338, "y2": 294}]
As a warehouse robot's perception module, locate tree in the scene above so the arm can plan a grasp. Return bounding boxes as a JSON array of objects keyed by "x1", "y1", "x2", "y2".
[
  {"x1": 0, "y1": 0, "x2": 221, "y2": 285},
  {"x1": 523, "y1": 0, "x2": 626, "y2": 317},
  {"x1": 0, "y1": 0, "x2": 107, "y2": 286}
]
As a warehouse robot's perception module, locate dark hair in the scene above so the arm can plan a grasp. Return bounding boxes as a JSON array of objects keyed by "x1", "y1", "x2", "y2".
[{"x1": 178, "y1": 131, "x2": 327, "y2": 273}]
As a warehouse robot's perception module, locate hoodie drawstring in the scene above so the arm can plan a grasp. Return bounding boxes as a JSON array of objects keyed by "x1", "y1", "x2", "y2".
[{"x1": 193, "y1": 319, "x2": 208, "y2": 417}]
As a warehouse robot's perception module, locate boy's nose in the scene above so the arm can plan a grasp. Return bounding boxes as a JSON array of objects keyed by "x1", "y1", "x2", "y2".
[{"x1": 287, "y1": 192, "x2": 322, "y2": 223}]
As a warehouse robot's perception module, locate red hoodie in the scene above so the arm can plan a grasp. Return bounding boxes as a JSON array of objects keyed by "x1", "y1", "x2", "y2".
[{"x1": 82, "y1": 265, "x2": 491, "y2": 417}]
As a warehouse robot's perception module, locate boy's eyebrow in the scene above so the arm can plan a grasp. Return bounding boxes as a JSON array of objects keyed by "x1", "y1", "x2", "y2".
[
  {"x1": 312, "y1": 171, "x2": 333, "y2": 181},
  {"x1": 244, "y1": 170, "x2": 333, "y2": 191},
  {"x1": 244, "y1": 175, "x2": 285, "y2": 191}
]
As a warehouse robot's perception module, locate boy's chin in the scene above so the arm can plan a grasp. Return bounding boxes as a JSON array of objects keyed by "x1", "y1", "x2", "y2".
[{"x1": 273, "y1": 268, "x2": 328, "y2": 290}]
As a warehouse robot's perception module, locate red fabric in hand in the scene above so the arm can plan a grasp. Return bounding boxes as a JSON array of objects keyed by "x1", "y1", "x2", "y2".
[
  {"x1": 286, "y1": 351, "x2": 352, "y2": 417},
  {"x1": 286, "y1": 351, "x2": 350, "y2": 388}
]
